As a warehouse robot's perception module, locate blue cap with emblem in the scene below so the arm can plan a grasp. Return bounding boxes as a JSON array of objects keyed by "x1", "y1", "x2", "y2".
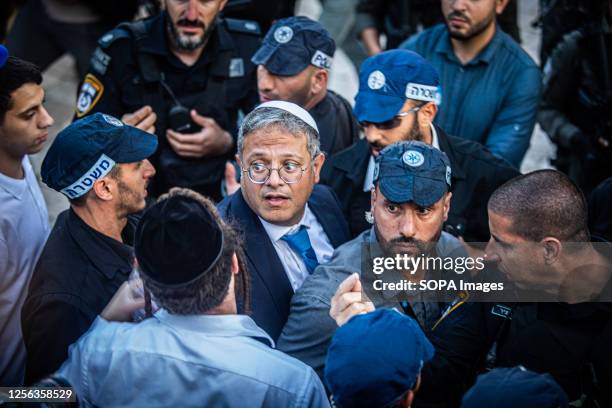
[
  {"x1": 251, "y1": 16, "x2": 335, "y2": 76},
  {"x1": 375, "y1": 140, "x2": 451, "y2": 206},
  {"x1": 461, "y1": 367, "x2": 569, "y2": 408},
  {"x1": 354, "y1": 49, "x2": 441, "y2": 124},
  {"x1": 324, "y1": 309, "x2": 434, "y2": 408},
  {"x1": 41, "y1": 113, "x2": 158, "y2": 199}
]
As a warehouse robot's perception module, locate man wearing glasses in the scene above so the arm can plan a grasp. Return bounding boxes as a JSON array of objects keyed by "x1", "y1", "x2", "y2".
[
  {"x1": 218, "y1": 100, "x2": 350, "y2": 341},
  {"x1": 322, "y1": 49, "x2": 518, "y2": 241}
]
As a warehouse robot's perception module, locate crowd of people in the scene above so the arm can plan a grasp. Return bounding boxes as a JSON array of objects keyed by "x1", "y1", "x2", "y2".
[{"x1": 1, "y1": 0, "x2": 611, "y2": 407}]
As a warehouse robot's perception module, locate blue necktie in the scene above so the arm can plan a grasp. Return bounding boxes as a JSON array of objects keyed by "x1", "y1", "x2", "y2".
[{"x1": 281, "y1": 225, "x2": 319, "y2": 274}]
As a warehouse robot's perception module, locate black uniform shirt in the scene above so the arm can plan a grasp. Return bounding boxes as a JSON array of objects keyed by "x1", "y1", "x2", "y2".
[
  {"x1": 21, "y1": 209, "x2": 135, "y2": 384},
  {"x1": 75, "y1": 12, "x2": 261, "y2": 198},
  {"x1": 308, "y1": 90, "x2": 360, "y2": 158}
]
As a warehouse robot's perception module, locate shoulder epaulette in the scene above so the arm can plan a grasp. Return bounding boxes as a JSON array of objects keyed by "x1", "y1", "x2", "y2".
[
  {"x1": 97, "y1": 27, "x2": 132, "y2": 49},
  {"x1": 224, "y1": 18, "x2": 261, "y2": 36}
]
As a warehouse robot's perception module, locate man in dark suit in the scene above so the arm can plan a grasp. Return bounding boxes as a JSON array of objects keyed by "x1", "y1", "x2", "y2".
[
  {"x1": 219, "y1": 100, "x2": 350, "y2": 341},
  {"x1": 321, "y1": 49, "x2": 519, "y2": 241}
]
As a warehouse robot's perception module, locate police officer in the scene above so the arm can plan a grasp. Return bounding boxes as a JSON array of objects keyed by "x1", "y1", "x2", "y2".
[
  {"x1": 322, "y1": 49, "x2": 519, "y2": 240},
  {"x1": 252, "y1": 16, "x2": 360, "y2": 157},
  {"x1": 538, "y1": 0, "x2": 612, "y2": 194},
  {"x1": 21, "y1": 113, "x2": 157, "y2": 384},
  {"x1": 75, "y1": 0, "x2": 261, "y2": 201}
]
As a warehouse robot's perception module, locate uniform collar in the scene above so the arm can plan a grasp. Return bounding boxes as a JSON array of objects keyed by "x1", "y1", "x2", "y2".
[
  {"x1": 66, "y1": 208, "x2": 134, "y2": 280},
  {"x1": 435, "y1": 24, "x2": 502, "y2": 65},
  {"x1": 155, "y1": 310, "x2": 275, "y2": 347}
]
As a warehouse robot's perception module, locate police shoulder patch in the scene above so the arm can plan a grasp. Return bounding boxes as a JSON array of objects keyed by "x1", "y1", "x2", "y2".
[
  {"x1": 224, "y1": 18, "x2": 261, "y2": 36},
  {"x1": 75, "y1": 74, "x2": 104, "y2": 118}
]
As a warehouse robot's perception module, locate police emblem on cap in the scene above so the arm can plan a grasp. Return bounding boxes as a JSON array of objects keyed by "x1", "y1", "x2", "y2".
[
  {"x1": 101, "y1": 33, "x2": 113, "y2": 43},
  {"x1": 274, "y1": 26, "x2": 293, "y2": 44},
  {"x1": 446, "y1": 165, "x2": 452, "y2": 185},
  {"x1": 368, "y1": 70, "x2": 386, "y2": 90},
  {"x1": 102, "y1": 114, "x2": 124, "y2": 127},
  {"x1": 402, "y1": 150, "x2": 425, "y2": 167}
]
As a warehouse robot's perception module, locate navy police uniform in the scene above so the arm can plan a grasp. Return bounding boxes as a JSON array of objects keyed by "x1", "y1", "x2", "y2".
[
  {"x1": 22, "y1": 114, "x2": 157, "y2": 384},
  {"x1": 75, "y1": 12, "x2": 261, "y2": 200}
]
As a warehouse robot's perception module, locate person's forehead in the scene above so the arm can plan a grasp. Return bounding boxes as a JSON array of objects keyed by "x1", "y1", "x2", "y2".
[
  {"x1": 9, "y1": 83, "x2": 44, "y2": 112},
  {"x1": 244, "y1": 127, "x2": 308, "y2": 154}
]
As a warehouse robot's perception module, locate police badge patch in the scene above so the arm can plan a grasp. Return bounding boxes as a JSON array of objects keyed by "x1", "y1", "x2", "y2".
[{"x1": 76, "y1": 74, "x2": 104, "y2": 118}]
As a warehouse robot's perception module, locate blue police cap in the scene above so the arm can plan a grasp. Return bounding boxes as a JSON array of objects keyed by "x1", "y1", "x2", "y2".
[
  {"x1": 41, "y1": 113, "x2": 158, "y2": 199},
  {"x1": 251, "y1": 16, "x2": 335, "y2": 76},
  {"x1": 375, "y1": 141, "x2": 451, "y2": 206},
  {"x1": 461, "y1": 367, "x2": 569, "y2": 408},
  {"x1": 354, "y1": 49, "x2": 441, "y2": 123},
  {"x1": 325, "y1": 309, "x2": 434, "y2": 408}
]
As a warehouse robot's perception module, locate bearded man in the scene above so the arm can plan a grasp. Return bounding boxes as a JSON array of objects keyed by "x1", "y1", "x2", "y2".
[{"x1": 74, "y1": 0, "x2": 261, "y2": 200}]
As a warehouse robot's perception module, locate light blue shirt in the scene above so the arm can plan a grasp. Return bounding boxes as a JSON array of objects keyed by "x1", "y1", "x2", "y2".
[
  {"x1": 58, "y1": 311, "x2": 329, "y2": 408},
  {"x1": 402, "y1": 24, "x2": 542, "y2": 167}
]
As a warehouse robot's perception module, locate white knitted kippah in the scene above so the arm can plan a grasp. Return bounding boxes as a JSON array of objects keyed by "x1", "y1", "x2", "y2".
[{"x1": 255, "y1": 100, "x2": 319, "y2": 134}]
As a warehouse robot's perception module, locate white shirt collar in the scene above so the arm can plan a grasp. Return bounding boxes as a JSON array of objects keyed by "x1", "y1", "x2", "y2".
[
  {"x1": 430, "y1": 123, "x2": 440, "y2": 150},
  {"x1": 258, "y1": 205, "x2": 312, "y2": 242}
]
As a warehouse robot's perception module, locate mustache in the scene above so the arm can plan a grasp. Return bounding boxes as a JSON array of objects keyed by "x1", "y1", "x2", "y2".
[
  {"x1": 389, "y1": 237, "x2": 422, "y2": 245},
  {"x1": 447, "y1": 10, "x2": 469, "y2": 22},
  {"x1": 176, "y1": 18, "x2": 205, "y2": 28}
]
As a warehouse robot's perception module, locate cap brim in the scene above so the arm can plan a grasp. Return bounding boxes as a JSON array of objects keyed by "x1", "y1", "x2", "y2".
[
  {"x1": 114, "y1": 126, "x2": 158, "y2": 163},
  {"x1": 252, "y1": 43, "x2": 309, "y2": 76},
  {"x1": 379, "y1": 175, "x2": 447, "y2": 207},
  {"x1": 354, "y1": 90, "x2": 406, "y2": 123}
]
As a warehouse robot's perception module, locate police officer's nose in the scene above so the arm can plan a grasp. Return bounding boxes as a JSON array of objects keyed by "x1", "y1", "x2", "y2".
[
  {"x1": 257, "y1": 66, "x2": 274, "y2": 92},
  {"x1": 185, "y1": 0, "x2": 199, "y2": 22},
  {"x1": 398, "y1": 212, "x2": 418, "y2": 239},
  {"x1": 143, "y1": 159, "x2": 156, "y2": 178}
]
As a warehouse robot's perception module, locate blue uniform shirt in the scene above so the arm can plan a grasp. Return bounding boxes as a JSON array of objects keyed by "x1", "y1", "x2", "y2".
[{"x1": 402, "y1": 24, "x2": 541, "y2": 167}]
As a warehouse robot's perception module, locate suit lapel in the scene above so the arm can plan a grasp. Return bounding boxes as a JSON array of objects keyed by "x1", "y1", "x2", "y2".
[{"x1": 231, "y1": 193, "x2": 293, "y2": 315}]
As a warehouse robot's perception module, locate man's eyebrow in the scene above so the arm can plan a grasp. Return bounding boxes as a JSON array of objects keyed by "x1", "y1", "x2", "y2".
[{"x1": 490, "y1": 233, "x2": 508, "y2": 246}]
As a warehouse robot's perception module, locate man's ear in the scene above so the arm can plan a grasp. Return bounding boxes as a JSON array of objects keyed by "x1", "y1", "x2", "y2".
[
  {"x1": 159, "y1": 0, "x2": 166, "y2": 11},
  {"x1": 496, "y1": 0, "x2": 510, "y2": 15},
  {"x1": 418, "y1": 102, "x2": 437, "y2": 128},
  {"x1": 310, "y1": 68, "x2": 328, "y2": 96},
  {"x1": 219, "y1": 0, "x2": 229, "y2": 11},
  {"x1": 443, "y1": 191, "x2": 452, "y2": 221},
  {"x1": 312, "y1": 152, "x2": 326, "y2": 183},
  {"x1": 92, "y1": 176, "x2": 115, "y2": 202},
  {"x1": 541, "y1": 237, "x2": 562, "y2": 265}
]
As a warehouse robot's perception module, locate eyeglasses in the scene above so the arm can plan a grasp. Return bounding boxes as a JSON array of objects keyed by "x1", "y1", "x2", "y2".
[
  {"x1": 359, "y1": 105, "x2": 422, "y2": 130},
  {"x1": 242, "y1": 162, "x2": 309, "y2": 184}
]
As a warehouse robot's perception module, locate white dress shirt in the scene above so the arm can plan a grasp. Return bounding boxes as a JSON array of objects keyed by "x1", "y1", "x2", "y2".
[{"x1": 259, "y1": 205, "x2": 334, "y2": 291}]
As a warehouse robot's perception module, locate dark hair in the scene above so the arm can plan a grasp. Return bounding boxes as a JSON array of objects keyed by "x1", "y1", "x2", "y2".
[
  {"x1": 140, "y1": 188, "x2": 251, "y2": 315},
  {"x1": 0, "y1": 56, "x2": 42, "y2": 124},
  {"x1": 488, "y1": 170, "x2": 590, "y2": 242}
]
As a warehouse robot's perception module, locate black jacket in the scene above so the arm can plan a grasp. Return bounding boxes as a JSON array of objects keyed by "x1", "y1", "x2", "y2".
[
  {"x1": 21, "y1": 209, "x2": 136, "y2": 384},
  {"x1": 320, "y1": 126, "x2": 519, "y2": 241}
]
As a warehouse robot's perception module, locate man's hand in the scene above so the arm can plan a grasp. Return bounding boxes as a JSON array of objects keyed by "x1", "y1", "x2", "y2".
[
  {"x1": 122, "y1": 105, "x2": 157, "y2": 134},
  {"x1": 360, "y1": 28, "x2": 383, "y2": 56},
  {"x1": 330, "y1": 273, "x2": 375, "y2": 327},
  {"x1": 101, "y1": 281, "x2": 145, "y2": 322},
  {"x1": 224, "y1": 161, "x2": 241, "y2": 195},
  {"x1": 166, "y1": 109, "x2": 233, "y2": 158}
]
